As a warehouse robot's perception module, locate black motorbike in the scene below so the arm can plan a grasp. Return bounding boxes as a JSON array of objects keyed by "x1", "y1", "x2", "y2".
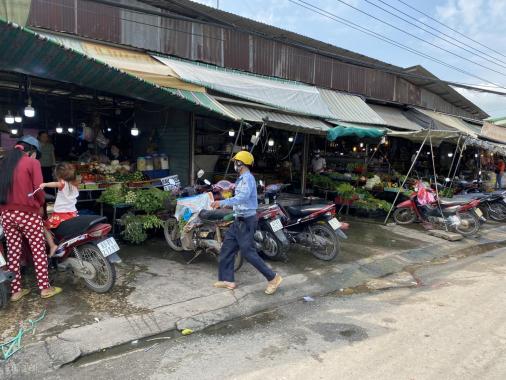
[{"x1": 260, "y1": 184, "x2": 349, "y2": 261}]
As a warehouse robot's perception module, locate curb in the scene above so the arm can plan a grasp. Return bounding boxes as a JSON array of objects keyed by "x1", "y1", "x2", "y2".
[{"x1": 3, "y1": 224, "x2": 506, "y2": 378}]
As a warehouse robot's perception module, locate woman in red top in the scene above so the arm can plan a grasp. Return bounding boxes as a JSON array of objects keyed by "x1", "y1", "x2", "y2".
[{"x1": 0, "y1": 136, "x2": 61, "y2": 301}]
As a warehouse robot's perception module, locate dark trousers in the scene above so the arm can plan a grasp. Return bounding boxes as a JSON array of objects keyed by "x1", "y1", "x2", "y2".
[
  {"x1": 219, "y1": 215, "x2": 276, "y2": 282},
  {"x1": 496, "y1": 172, "x2": 503, "y2": 189}
]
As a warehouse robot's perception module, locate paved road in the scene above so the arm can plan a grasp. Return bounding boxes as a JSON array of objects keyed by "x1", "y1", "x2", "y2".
[{"x1": 31, "y1": 249, "x2": 506, "y2": 379}]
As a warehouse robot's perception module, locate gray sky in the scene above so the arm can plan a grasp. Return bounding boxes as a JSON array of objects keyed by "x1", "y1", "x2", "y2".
[{"x1": 193, "y1": 0, "x2": 506, "y2": 118}]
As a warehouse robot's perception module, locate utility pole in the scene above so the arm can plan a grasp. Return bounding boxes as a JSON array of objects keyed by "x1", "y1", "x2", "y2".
[{"x1": 217, "y1": 0, "x2": 219, "y2": 9}]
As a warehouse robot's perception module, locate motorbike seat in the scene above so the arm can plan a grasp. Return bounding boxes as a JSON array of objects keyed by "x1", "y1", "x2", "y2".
[
  {"x1": 439, "y1": 199, "x2": 466, "y2": 207},
  {"x1": 285, "y1": 204, "x2": 330, "y2": 218},
  {"x1": 53, "y1": 215, "x2": 107, "y2": 239},
  {"x1": 198, "y1": 209, "x2": 233, "y2": 223}
]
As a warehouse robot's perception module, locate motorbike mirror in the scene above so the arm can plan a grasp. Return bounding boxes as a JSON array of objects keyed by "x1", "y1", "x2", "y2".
[
  {"x1": 204, "y1": 179, "x2": 211, "y2": 185},
  {"x1": 197, "y1": 169, "x2": 205, "y2": 178}
]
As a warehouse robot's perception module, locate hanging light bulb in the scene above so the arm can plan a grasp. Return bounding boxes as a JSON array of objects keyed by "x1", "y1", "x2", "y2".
[
  {"x1": 447, "y1": 153, "x2": 453, "y2": 158},
  {"x1": 359, "y1": 142, "x2": 364, "y2": 148},
  {"x1": 340, "y1": 152, "x2": 344, "y2": 156},
  {"x1": 352, "y1": 146, "x2": 357, "y2": 152},
  {"x1": 268, "y1": 139, "x2": 274, "y2": 147},
  {"x1": 474, "y1": 153, "x2": 478, "y2": 158},
  {"x1": 24, "y1": 98, "x2": 35, "y2": 118},
  {"x1": 14, "y1": 113, "x2": 22, "y2": 123},
  {"x1": 228, "y1": 129, "x2": 235, "y2": 137},
  {"x1": 67, "y1": 127, "x2": 74, "y2": 133},
  {"x1": 107, "y1": 127, "x2": 112, "y2": 132},
  {"x1": 426, "y1": 151, "x2": 431, "y2": 155},
  {"x1": 131, "y1": 123, "x2": 140, "y2": 137},
  {"x1": 255, "y1": 130, "x2": 260, "y2": 137},
  {"x1": 4, "y1": 111, "x2": 14, "y2": 124},
  {"x1": 10, "y1": 127, "x2": 18, "y2": 135},
  {"x1": 288, "y1": 136, "x2": 294, "y2": 143},
  {"x1": 55, "y1": 123, "x2": 63, "y2": 134}
]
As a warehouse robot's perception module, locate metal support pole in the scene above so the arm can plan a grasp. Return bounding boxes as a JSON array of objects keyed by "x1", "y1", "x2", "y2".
[
  {"x1": 383, "y1": 130, "x2": 430, "y2": 224},
  {"x1": 250, "y1": 119, "x2": 267, "y2": 154},
  {"x1": 301, "y1": 134, "x2": 309, "y2": 196},
  {"x1": 446, "y1": 135, "x2": 462, "y2": 180},
  {"x1": 224, "y1": 121, "x2": 244, "y2": 179},
  {"x1": 429, "y1": 130, "x2": 448, "y2": 231},
  {"x1": 189, "y1": 112, "x2": 196, "y2": 185}
]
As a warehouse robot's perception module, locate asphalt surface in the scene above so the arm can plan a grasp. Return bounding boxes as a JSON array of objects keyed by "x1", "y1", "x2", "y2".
[{"x1": 26, "y1": 247, "x2": 506, "y2": 380}]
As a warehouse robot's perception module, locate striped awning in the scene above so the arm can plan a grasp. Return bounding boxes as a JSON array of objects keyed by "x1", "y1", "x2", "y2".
[
  {"x1": 0, "y1": 19, "x2": 234, "y2": 119},
  {"x1": 218, "y1": 101, "x2": 332, "y2": 135}
]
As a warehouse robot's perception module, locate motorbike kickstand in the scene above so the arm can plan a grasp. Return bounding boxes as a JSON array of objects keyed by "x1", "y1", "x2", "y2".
[{"x1": 186, "y1": 250, "x2": 203, "y2": 265}]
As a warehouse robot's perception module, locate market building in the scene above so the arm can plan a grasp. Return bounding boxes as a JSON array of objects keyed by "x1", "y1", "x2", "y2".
[{"x1": 0, "y1": 0, "x2": 504, "y2": 222}]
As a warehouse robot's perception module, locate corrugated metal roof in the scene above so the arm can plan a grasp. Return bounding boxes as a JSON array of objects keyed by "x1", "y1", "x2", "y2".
[
  {"x1": 3, "y1": 25, "x2": 234, "y2": 119},
  {"x1": 153, "y1": 54, "x2": 336, "y2": 119},
  {"x1": 369, "y1": 104, "x2": 422, "y2": 131},
  {"x1": 414, "y1": 108, "x2": 479, "y2": 138},
  {"x1": 219, "y1": 102, "x2": 331, "y2": 135},
  {"x1": 318, "y1": 89, "x2": 386, "y2": 125}
]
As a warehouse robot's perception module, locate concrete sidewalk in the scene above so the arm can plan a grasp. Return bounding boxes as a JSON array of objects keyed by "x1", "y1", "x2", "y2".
[{"x1": 2, "y1": 221, "x2": 506, "y2": 378}]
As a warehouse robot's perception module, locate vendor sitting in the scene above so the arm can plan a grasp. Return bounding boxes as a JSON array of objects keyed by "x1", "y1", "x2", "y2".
[{"x1": 107, "y1": 144, "x2": 127, "y2": 162}]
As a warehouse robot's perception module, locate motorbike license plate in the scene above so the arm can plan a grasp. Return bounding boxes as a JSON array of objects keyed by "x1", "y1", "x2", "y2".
[
  {"x1": 475, "y1": 208, "x2": 483, "y2": 218},
  {"x1": 328, "y1": 218, "x2": 342, "y2": 230},
  {"x1": 97, "y1": 238, "x2": 120, "y2": 258},
  {"x1": 0, "y1": 253, "x2": 6, "y2": 267},
  {"x1": 270, "y1": 219, "x2": 283, "y2": 232}
]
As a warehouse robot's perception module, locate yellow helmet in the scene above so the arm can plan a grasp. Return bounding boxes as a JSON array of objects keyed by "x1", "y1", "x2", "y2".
[{"x1": 233, "y1": 151, "x2": 254, "y2": 166}]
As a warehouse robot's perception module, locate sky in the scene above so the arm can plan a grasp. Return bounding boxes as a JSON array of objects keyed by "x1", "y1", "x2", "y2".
[{"x1": 192, "y1": 0, "x2": 506, "y2": 118}]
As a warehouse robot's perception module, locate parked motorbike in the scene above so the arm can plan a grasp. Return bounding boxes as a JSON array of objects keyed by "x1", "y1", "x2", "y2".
[
  {"x1": 261, "y1": 184, "x2": 349, "y2": 261},
  {"x1": 393, "y1": 182, "x2": 485, "y2": 236},
  {"x1": 255, "y1": 202, "x2": 290, "y2": 261},
  {"x1": 49, "y1": 215, "x2": 121, "y2": 293},
  {"x1": 0, "y1": 224, "x2": 14, "y2": 309},
  {"x1": 450, "y1": 191, "x2": 506, "y2": 222},
  {"x1": 163, "y1": 172, "x2": 243, "y2": 271}
]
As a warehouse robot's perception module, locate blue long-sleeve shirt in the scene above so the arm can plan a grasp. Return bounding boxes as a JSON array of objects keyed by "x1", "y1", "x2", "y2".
[{"x1": 219, "y1": 170, "x2": 257, "y2": 217}]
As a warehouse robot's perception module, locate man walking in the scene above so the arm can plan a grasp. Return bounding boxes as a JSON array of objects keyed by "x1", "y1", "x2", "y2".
[{"x1": 211, "y1": 151, "x2": 282, "y2": 295}]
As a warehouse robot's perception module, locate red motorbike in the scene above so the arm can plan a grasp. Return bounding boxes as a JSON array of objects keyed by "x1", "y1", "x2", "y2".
[
  {"x1": 49, "y1": 215, "x2": 121, "y2": 293},
  {"x1": 393, "y1": 181, "x2": 484, "y2": 236}
]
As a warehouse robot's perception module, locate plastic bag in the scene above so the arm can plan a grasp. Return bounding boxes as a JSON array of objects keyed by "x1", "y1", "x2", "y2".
[
  {"x1": 175, "y1": 192, "x2": 214, "y2": 221},
  {"x1": 416, "y1": 182, "x2": 435, "y2": 205}
]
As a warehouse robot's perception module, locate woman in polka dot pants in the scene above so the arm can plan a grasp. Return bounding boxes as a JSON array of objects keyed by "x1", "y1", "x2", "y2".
[
  {"x1": 0, "y1": 136, "x2": 61, "y2": 301},
  {"x1": 1, "y1": 210, "x2": 51, "y2": 295}
]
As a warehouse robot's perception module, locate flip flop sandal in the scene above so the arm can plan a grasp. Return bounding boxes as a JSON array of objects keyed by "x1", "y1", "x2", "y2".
[
  {"x1": 11, "y1": 289, "x2": 31, "y2": 302},
  {"x1": 213, "y1": 281, "x2": 236, "y2": 290},
  {"x1": 41, "y1": 286, "x2": 62, "y2": 299},
  {"x1": 265, "y1": 275, "x2": 283, "y2": 295}
]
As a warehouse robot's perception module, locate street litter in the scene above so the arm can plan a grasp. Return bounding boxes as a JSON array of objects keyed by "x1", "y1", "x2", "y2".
[
  {"x1": 303, "y1": 296, "x2": 315, "y2": 302},
  {"x1": 144, "y1": 343, "x2": 160, "y2": 352},
  {"x1": 131, "y1": 340, "x2": 139, "y2": 345},
  {"x1": 0, "y1": 310, "x2": 46, "y2": 360},
  {"x1": 181, "y1": 329, "x2": 193, "y2": 336}
]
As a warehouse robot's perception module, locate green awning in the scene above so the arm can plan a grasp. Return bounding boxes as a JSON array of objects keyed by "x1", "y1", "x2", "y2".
[
  {"x1": 327, "y1": 122, "x2": 386, "y2": 140},
  {"x1": 0, "y1": 19, "x2": 234, "y2": 119}
]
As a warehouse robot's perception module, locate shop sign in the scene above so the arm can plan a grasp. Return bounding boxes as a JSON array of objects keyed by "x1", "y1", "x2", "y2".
[{"x1": 161, "y1": 175, "x2": 181, "y2": 191}]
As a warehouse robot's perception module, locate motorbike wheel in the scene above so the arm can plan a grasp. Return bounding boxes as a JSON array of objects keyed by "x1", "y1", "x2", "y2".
[
  {"x1": 488, "y1": 202, "x2": 506, "y2": 221},
  {"x1": 455, "y1": 212, "x2": 480, "y2": 236},
  {"x1": 260, "y1": 231, "x2": 287, "y2": 261},
  {"x1": 76, "y1": 244, "x2": 116, "y2": 293},
  {"x1": 0, "y1": 282, "x2": 8, "y2": 309},
  {"x1": 393, "y1": 208, "x2": 417, "y2": 225},
  {"x1": 307, "y1": 223, "x2": 339, "y2": 261},
  {"x1": 164, "y1": 217, "x2": 184, "y2": 251}
]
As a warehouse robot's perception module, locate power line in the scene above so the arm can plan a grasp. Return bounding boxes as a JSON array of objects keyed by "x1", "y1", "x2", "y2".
[
  {"x1": 364, "y1": 0, "x2": 506, "y2": 70},
  {"x1": 290, "y1": 0, "x2": 506, "y2": 90},
  {"x1": 332, "y1": 0, "x2": 506, "y2": 79},
  {"x1": 395, "y1": 0, "x2": 506, "y2": 61}
]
